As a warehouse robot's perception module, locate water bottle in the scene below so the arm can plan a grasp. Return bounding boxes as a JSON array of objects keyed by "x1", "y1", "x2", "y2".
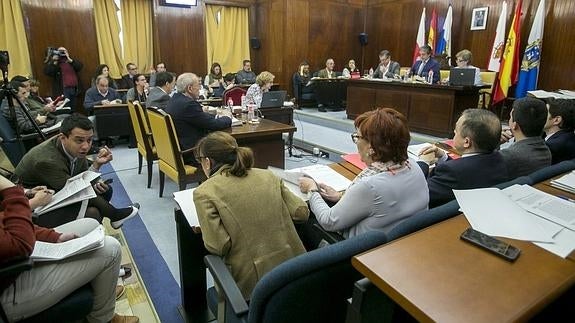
[
  {"x1": 428, "y1": 70, "x2": 434, "y2": 84},
  {"x1": 227, "y1": 98, "x2": 233, "y2": 109},
  {"x1": 241, "y1": 94, "x2": 246, "y2": 110},
  {"x1": 247, "y1": 104, "x2": 255, "y2": 122}
]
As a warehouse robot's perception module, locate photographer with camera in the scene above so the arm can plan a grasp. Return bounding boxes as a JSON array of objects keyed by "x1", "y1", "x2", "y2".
[{"x1": 43, "y1": 47, "x2": 83, "y2": 112}]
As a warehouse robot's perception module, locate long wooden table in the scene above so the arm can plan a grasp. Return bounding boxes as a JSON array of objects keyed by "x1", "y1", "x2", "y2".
[
  {"x1": 346, "y1": 79, "x2": 481, "y2": 137},
  {"x1": 352, "y1": 175, "x2": 575, "y2": 323}
]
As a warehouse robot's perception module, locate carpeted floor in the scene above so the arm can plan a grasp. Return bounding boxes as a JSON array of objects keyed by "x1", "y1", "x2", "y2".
[{"x1": 103, "y1": 163, "x2": 183, "y2": 323}]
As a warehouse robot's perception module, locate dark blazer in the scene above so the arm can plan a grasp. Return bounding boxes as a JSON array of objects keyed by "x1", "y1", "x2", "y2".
[
  {"x1": 500, "y1": 137, "x2": 552, "y2": 179},
  {"x1": 373, "y1": 61, "x2": 401, "y2": 79},
  {"x1": 165, "y1": 93, "x2": 232, "y2": 152},
  {"x1": 410, "y1": 58, "x2": 440, "y2": 83},
  {"x1": 423, "y1": 152, "x2": 510, "y2": 208},
  {"x1": 546, "y1": 130, "x2": 575, "y2": 164},
  {"x1": 119, "y1": 74, "x2": 135, "y2": 89},
  {"x1": 145, "y1": 87, "x2": 171, "y2": 109}
]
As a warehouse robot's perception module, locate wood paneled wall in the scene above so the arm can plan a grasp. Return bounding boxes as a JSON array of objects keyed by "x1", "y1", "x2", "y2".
[
  {"x1": 365, "y1": 0, "x2": 575, "y2": 91},
  {"x1": 15, "y1": 0, "x2": 575, "y2": 102}
]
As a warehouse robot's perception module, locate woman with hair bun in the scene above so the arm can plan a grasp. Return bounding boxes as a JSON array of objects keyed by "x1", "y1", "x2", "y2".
[{"x1": 193, "y1": 131, "x2": 309, "y2": 300}]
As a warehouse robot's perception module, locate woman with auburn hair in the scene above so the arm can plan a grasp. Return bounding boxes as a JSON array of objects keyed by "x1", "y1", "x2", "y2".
[
  {"x1": 299, "y1": 107, "x2": 429, "y2": 239},
  {"x1": 245, "y1": 71, "x2": 274, "y2": 107},
  {"x1": 193, "y1": 131, "x2": 309, "y2": 300}
]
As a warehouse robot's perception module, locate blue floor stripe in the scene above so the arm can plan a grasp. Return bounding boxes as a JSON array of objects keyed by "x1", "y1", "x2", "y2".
[{"x1": 102, "y1": 164, "x2": 184, "y2": 323}]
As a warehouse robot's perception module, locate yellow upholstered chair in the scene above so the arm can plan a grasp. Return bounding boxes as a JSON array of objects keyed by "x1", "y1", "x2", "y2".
[
  {"x1": 479, "y1": 71, "x2": 497, "y2": 109},
  {"x1": 146, "y1": 107, "x2": 205, "y2": 197},
  {"x1": 127, "y1": 101, "x2": 158, "y2": 188},
  {"x1": 440, "y1": 69, "x2": 450, "y2": 81},
  {"x1": 400, "y1": 67, "x2": 411, "y2": 77}
]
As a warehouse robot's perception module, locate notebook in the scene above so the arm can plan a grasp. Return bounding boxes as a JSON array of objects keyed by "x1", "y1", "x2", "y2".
[
  {"x1": 260, "y1": 90, "x2": 287, "y2": 109},
  {"x1": 449, "y1": 68, "x2": 476, "y2": 86}
]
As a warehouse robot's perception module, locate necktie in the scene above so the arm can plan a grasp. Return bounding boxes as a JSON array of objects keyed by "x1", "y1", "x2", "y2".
[{"x1": 417, "y1": 61, "x2": 426, "y2": 76}]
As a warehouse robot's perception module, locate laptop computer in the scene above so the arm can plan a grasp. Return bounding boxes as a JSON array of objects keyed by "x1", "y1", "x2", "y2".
[
  {"x1": 260, "y1": 90, "x2": 287, "y2": 109},
  {"x1": 449, "y1": 68, "x2": 476, "y2": 86}
]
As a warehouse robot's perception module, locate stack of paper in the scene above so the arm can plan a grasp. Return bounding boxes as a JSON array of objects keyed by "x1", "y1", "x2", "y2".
[
  {"x1": 286, "y1": 164, "x2": 351, "y2": 192},
  {"x1": 31, "y1": 225, "x2": 105, "y2": 261},
  {"x1": 550, "y1": 170, "x2": 575, "y2": 194},
  {"x1": 35, "y1": 171, "x2": 99, "y2": 215},
  {"x1": 454, "y1": 185, "x2": 575, "y2": 258},
  {"x1": 268, "y1": 166, "x2": 307, "y2": 201}
]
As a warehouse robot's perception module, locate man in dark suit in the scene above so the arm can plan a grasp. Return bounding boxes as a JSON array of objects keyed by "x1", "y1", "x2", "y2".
[
  {"x1": 543, "y1": 98, "x2": 575, "y2": 164},
  {"x1": 500, "y1": 97, "x2": 551, "y2": 178},
  {"x1": 145, "y1": 72, "x2": 175, "y2": 109},
  {"x1": 165, "y1": 73, "x2": 232, "y2": 166},
  {"x1": 418, "y1": 109, "x2": 509, "y2": 208},
  {"x1": 119, "y1": 63, "x2": 138, "y2": 89},
  {"x1": 372, "y1": 50, "x2": 401, "y2": 79},
  {"x1": 410, "y1": 45, "x2": 440, "y2": 83}
]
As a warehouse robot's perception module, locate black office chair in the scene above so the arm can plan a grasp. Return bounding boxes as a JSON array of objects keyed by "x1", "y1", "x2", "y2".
[
  {"x1": 0, "y1": 257, "x2": 93, "y2": 323},
  {"x1": 291, "y1": 73, "x2": 316, "y2": 108},
  {"x1": 0, "y1": 113, "x2": 38, "y2": 167}
]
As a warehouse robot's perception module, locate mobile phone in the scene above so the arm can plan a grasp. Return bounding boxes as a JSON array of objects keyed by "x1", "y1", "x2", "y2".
[
  {"x1": 103, "y1": 178, "x2": 113, "y2": 185},
  {"x1": 460, "y1": 228, "x2": 520, "y2": 262}
]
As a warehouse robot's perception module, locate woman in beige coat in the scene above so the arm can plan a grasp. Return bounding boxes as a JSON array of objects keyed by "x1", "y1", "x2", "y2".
[{"x1": 193, "y1": 132, "x2": 309, "y2": 300}]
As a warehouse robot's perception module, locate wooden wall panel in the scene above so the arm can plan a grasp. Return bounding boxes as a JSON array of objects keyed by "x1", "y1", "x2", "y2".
[
  {"x1": 365, "y1": 0, "x2": 575, "y2": 91},
  {"x1": 20, "y1": 0, "x2": 99, "y2": 105},
  {"x1": 255, "y1": 0, "x2": 365, "y2": 97},
  {"x1": 17, "y1": 0, "x2": 575, "y2": 103}
]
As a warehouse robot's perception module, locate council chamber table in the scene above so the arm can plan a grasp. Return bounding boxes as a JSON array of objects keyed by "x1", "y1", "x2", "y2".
[
  {"x1": 93, "y1": 103, "x2": 135, "y2": 146},
  {"x1": 226, "y1": 118, "x2": 295, "y2": 169},
  {"x1": 346, "y1": 79, "x2": 481, "y2": 137},
  {"x1": 352, "y1": 174, "x2": 575, "y2": 323}
]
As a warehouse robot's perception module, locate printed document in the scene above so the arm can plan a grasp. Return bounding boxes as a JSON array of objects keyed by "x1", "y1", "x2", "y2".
[
  {"x1": 31, "y1": 225, "x2": 105, "y2": 261},
  {"x1": 550, "y1": 170, "x2": 575, "y2": 194},
  {"x1": 268, "y1": 166, "x2": 308, "y2": 201},
  {"x1": 35, "y1": 171, "x2": 100, "y2": 215},
  {"x1": 286, "y1": 164, "x2": 351, "y2": 192}
]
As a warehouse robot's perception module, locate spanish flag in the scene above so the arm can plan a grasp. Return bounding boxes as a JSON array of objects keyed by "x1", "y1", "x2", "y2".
[
  {"x1": 428, "y1": 8, "x2": 437, "y2": 55},
  {"x1": 493, "y1": 0, "x2": 522, "y2": 104}
]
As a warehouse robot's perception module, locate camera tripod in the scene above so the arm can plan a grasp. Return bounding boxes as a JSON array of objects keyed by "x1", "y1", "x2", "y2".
[{"x1": 0, "y1": 51, "x2": 46, "y2": 163}]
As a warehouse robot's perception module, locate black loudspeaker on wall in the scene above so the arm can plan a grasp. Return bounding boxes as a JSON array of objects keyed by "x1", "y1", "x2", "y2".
[
  {"x1": 250, "y1": 37, "x2": 261, "y2": 49},
  {"x1": 359, "y1": 33, "x2": 368, "y2": 46}
]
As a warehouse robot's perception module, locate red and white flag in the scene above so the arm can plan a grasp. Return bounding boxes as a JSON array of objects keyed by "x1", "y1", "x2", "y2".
[
  {"x1": 488, "y1": 1, "x2": 508, "y2": 71},
  {"x1": 413, "y1": 7, "x2": 426, "y2": 64}
]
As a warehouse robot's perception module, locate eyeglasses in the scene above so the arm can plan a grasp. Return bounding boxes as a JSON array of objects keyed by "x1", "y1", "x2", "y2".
[{"x1": 350, "y1": 132, "x2": 364, "y2": 143}]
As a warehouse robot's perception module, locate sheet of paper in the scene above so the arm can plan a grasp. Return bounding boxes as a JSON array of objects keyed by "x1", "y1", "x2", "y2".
[
  {"x1": 173, "y1": 188, "x2": 199, "y2": 228},
  {"x1": 286, "y1": 164, "x2": 351, "y2": 192},
  {"x1": 41, "y1": 121, "x2": 62, "y2": 134},
  {"x1": 31, "y1": 225, "x2": 105, "y2": 261},
  {"x1": 35, "y1": 171, "x2": 99, "y2": 215},
  {"x1": 503, "y1": 184, "x2": 575, "y2": 231},
  {"x1": 550, "y1": 171, "x2": 575, "y2": 194},
  {"x1": 534, "y1": 227, "x2": 575, "y2": 258},
  {"x1": 527, "y1": 90, "x2": 572, "y2": 99},
  {"x1": 267, "y1": 167, "x2": 308, "y2": 201},
  {"x1": 453, "y1": 188, "x2": 558, "y2": 242},
  {"x1": 557, "y1": 89, "x2": 575, "y2": 98}
]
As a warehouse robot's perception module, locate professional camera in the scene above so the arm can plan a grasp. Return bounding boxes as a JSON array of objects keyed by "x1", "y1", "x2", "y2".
[{"x1": 47, "y1": 47, "x2": 66, "y2": 58}]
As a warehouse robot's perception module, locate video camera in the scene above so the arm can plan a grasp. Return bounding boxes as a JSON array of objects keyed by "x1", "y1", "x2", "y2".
[{"x1": 47, "y1": 47, "x2": 66, "y2": 58}]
